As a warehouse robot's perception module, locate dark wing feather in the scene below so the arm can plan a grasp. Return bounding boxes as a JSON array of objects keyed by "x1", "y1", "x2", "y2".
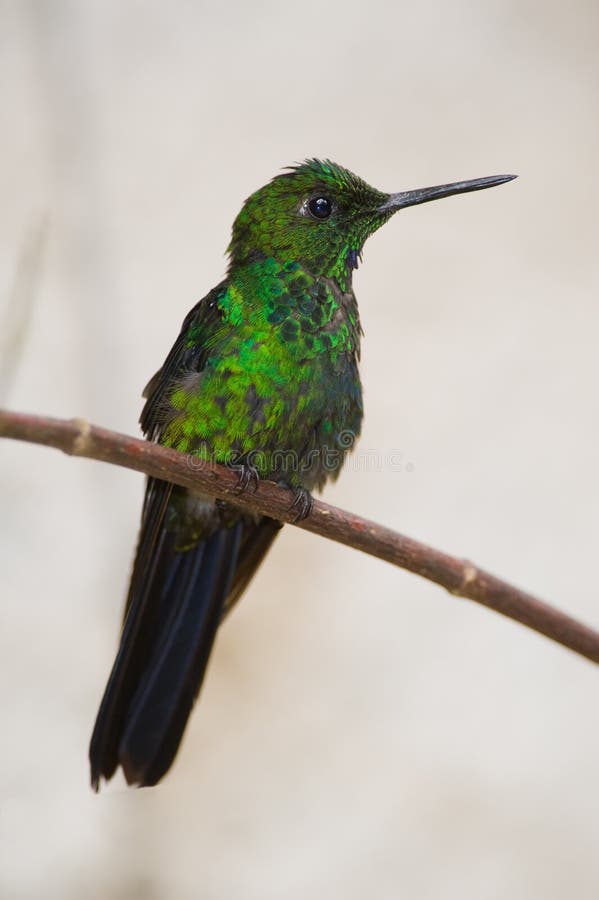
[{"x1": 140, "y1": 282, "x2": 227, "y2": 439}]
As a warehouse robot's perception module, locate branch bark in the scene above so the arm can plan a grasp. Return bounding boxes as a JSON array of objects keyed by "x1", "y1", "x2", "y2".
[{"x1": 1, "y1": 407, "x2": 598, "y2": 666}]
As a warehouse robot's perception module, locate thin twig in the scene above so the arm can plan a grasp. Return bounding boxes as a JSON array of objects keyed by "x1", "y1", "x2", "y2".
[{"x1": 1, "y1": 408, "x2": 598, "y2": 666}]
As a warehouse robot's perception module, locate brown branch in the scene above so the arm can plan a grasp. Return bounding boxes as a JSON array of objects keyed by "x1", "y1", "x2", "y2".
[{"x1": 1, "y1": 407, "x2": 598, "y2": 666}]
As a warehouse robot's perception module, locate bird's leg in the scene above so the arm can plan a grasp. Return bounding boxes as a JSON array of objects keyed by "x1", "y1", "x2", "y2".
[{"x1": 290, "y1": 488, "x2": 314, "y2": 522}]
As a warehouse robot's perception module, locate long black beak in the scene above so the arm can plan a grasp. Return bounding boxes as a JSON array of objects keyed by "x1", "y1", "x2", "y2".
[{"x1": 378, "y1": 174, "x2": 517, "y2": 213}]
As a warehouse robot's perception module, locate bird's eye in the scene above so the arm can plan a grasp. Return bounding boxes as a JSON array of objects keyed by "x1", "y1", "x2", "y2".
[{"x1": 307, "y1": 196, "x2": 333, "y2": 220}]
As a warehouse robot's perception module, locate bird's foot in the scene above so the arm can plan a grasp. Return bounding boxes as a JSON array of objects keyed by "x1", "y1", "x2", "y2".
[
  {"x1": 290, "y1": 488, "x2": 314, "y2": 522},
  {"x1": 233, "y1": 461, "x2": 260, "y2": 494}
]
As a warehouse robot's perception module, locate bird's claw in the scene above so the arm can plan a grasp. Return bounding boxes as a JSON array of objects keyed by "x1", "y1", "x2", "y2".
[
  {"x1": 290, "y1": 488, "x2": 313, "y2": 522},
  {"x1": 233, "y1": 461, "x2": 260, "y2": 494}
]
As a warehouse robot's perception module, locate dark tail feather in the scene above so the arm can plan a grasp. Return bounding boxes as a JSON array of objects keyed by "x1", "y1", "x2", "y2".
[
  {"x1": 89, "y1": 479, "x2": 175, "y2": 787},
  {"x1": 221, "y1": 517, "x2": 282, "y2": 620},
  {"x1": 90, "y1": 505, "x2": 242, "y2": 789},
  {"x1": 119, "y1": 525, "x2": 242, "y2": 786}
]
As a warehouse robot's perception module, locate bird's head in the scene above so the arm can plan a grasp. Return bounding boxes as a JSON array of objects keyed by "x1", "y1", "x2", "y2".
[{"x1": 227, "y1": 159, "x2": 515, "y2": 288}]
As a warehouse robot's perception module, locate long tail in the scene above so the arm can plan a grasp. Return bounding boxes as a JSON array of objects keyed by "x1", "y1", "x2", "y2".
[{"x1": 89, "y1": 479, "x2": 278, "y2": 789}]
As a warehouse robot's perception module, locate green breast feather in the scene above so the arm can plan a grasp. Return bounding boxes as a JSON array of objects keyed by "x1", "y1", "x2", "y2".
[{"x1": 161, "y1": 257, "x2": 363, "y2": 490}]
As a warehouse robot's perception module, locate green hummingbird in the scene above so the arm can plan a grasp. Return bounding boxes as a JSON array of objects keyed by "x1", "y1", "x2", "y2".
[{"x1": 89, "y1": 159, "x2": 515, "y2": 789}]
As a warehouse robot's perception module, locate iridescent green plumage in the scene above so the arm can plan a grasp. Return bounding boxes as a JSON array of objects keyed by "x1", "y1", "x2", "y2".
[
  {"x1": 160, "y1": 263, "x2": 362, "y2": 485},
  {"x1": 89, "y1": 159, "x2": 516, "y2": 788}
]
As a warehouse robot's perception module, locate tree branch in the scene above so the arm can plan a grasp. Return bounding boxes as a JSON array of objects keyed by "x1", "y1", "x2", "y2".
[{"x1": 1, "y1": 407, "x2": 598, "y2": 666}]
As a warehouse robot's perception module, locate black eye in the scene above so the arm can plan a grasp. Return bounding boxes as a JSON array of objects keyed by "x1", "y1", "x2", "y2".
[{"x1": 308, "y1": 196, "x2": 333, "y2": 220}]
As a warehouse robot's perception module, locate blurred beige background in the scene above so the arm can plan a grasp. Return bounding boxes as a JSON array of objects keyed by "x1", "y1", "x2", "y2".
[{"x1": 1, "y1": 1, "x2": 598, "y2": 897}]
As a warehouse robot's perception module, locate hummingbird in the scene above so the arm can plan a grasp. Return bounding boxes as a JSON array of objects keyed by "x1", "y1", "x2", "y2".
[{"x1": 89, "y1": 159, "x2": 515, "y2": 789}]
